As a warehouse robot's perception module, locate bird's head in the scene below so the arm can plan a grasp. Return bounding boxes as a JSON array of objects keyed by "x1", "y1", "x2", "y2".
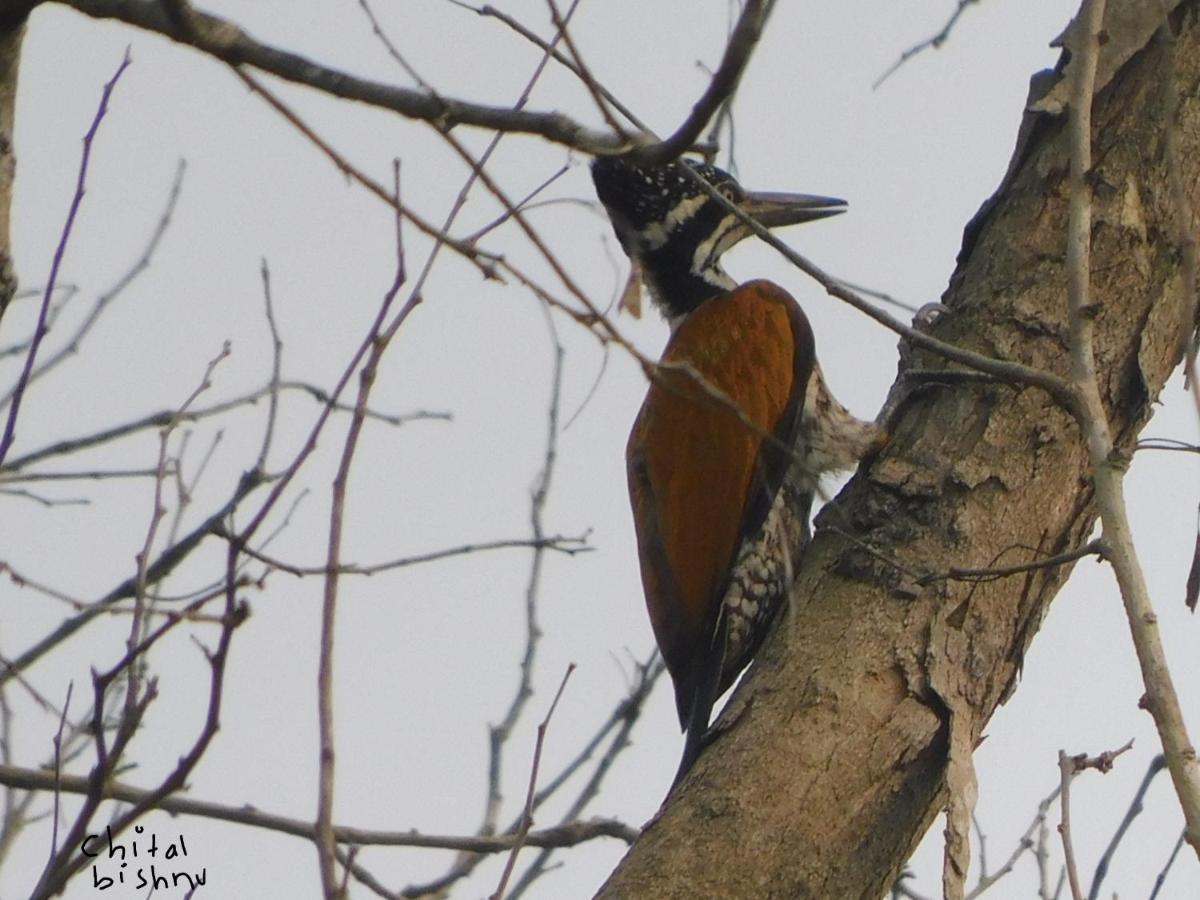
[{"x1": 591, "y1": 156, "x2": 845, "y2": 324}]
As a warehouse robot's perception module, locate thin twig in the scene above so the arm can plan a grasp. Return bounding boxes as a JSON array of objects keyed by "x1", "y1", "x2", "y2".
[
  {"x1": 1149, "y1": 827, "x2": 1187, "y2": 899},
  {"x1": 220, "y1": 41, "x2": 647, "y2": 375},
  {"x1": 446, "y1": 1, "x2": 648, "y2": 132},
  {"x1": 481, "y1": 300, "x2": 562, "y2": 839},
  {"x1": 0, "y1": 467, "x2": 167, "y2": 483},
  {"x1": 463, "y1": 162, "x2": 571, "y2": 244},
  {"x1": 1057, "y1": 741, "x2": 1136, "y2": 900},
  {"x1": 835, "y1": 277, "x2": 921, "y2": 315},
  {"x1": 1087, "y1": 754, "x2": 1167, "y2": 899},
  {"x1": 1, "y1": 469, "x2": 263, "y2": 686},
  {"x1": 232, "y1": 532, "x2": 591, "y2": 577},
  {"x1": 631, "y1": 0, "x2": 771, "y2": 166},
  {"x1": 0, "y1": 50, "x2": 131, "y2": 467},
  {"x1": 918, "y1": 540, "x2": 1106, "y2": 586},
  {"x1": 967, "y1": 781, "x2": 1062, "y2": 898},
  {"x1": 0, "y1": 380, "x2": 443, "y2": 474},
  {"x1": 0, "y1": 162, "x2": 185, "y2": 406},
  {"x1": 874, "y1": 0, "x2": 981, "y2": 89},
  {"x1": 396, "y1": 654, "x2": 662, "y2": 897},
  {"x1": 402, "y1": 16, "x2": 587, "y2": 893},
  {"x1": 545, "y1": 0, "x2": 622, "y2": 135},
  {"x1": 491, "y1": 664, "x2": 575, "y2": 899},
  {"x1": 0, "y1": 285, "x2": 78, "y2": 359},
  {"x1": 0, "y1": 489, "x2": 89, "y2": 506},
  {"x1": 314, "y1": 159, "x2": 412, "y2": 898},
  {"x1": 356, "y1": 0, "x2": 432, "y2": 89},
  {"x1": 257, "y1": 259, "x2": 283, "y2": 470},
  {"x1": 1057, "y1": 750, "x2": 1084, "y2": 900},
  {"x1": 232, "y1": 67, "x2": 504, "y2": 277},
  {"x1": 505, "y1": 655, "x2": 664, "y2": 898},
  {"x1": 47, "y1": 682, "x2": 72, "y2": 864},
  {"x1": 1135, "y1": 437, "x2": 1200, "y2": 452},
  {"x1": 127, "y1": 342, "x2": 230, "y2": 723},
  {"x1": 31, "y1": 563, "x2": 246, "y2": 895}
]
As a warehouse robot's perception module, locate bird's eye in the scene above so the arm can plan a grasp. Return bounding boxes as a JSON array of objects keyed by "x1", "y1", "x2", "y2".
[{"x1": 718, "y1": 183, "x2": 739, "y2": 202}]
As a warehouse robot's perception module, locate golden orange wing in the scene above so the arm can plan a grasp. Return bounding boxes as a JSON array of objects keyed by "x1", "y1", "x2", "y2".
[{"x1": 627, "y1": 280, "x2": 814, "y2": 726}]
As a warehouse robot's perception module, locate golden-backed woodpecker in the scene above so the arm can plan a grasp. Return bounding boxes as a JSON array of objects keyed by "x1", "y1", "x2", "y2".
[{"x1": 592, "y1": 156, "x2": 883, "y2": 786}]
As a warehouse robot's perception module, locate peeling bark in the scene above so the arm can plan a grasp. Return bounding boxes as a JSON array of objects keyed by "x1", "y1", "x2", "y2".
[{"x1": 595, "y1": 4, "x2": 1199, "y2": 898}]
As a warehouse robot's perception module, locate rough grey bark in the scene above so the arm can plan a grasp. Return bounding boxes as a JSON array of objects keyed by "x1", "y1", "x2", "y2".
[{"x1": 595, "y1": 5, "x2": 1197, "y2": 899}]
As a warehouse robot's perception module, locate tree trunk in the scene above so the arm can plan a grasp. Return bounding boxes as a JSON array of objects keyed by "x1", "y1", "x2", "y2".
[
  {"x1": 0, "y1": 7, "x2": 26, "y2": 322},
  {"x1": 596, "y1": 4, "x2": 1197, "y2": 898}
]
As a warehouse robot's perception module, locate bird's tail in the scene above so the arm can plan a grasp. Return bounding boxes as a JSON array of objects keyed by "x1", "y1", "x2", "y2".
[{"x1": 669, "y1": 619, "x2": 728, "y2": 791}]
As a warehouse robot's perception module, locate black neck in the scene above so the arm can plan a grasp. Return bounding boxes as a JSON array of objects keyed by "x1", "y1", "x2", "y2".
[{"x1": 641, "y1": 244, "x2": 730, "y2": 321}]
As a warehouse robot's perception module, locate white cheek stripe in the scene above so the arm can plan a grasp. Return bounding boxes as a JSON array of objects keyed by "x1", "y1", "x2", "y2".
[
  {"x1": 691, "y1": 214, "x2": 740, "y2": 273},
  {"x1": 640, "y1": 193, "x2": 709, "y2": 249}
]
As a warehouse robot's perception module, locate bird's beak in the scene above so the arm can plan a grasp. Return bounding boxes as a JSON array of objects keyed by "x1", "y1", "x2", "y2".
[{"x1": 740, "y1": 191, "x2": 847, "y2": 228}]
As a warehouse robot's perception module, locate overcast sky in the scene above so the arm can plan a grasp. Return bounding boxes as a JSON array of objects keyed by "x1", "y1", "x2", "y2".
[{"x1": 3, "y1": 1, "x2": 1198, "y2": 897}]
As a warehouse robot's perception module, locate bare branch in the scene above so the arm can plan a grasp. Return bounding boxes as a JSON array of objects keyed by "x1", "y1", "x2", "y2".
[
  {"x1": 219, "y1": 46, "x2": 645, "y2": 372},
  {"x1": 63, "y1": 0, "x2": 620, "y2": 151},
  {"x1": 1063, "y1": 0, "x2": 1200, "y2": 856},
  {"x1": 0, "y1": 762, "x2": 638, "y2": 849}
]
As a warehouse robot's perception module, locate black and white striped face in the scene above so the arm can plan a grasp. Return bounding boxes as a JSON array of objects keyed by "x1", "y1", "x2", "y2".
[
  {"x1": 591, "y1": 158, "x2": 742, "y2": 250},
  {"x1": 591, "y1": 157, "x2": 845, "y2": 322},
  {"x1": 591, "y1": 159, "x2": 746, "y2": 299}
]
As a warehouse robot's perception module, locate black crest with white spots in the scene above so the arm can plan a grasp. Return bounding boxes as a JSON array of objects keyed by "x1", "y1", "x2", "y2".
[
  {"x1": 591, "y1": 157, "x2": 745, "y2": 319},
  {"x1": 591, "y1": 157, "x2": 741, "y2": 249}
]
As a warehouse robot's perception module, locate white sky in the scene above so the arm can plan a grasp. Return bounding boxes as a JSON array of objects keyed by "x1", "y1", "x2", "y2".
[{"x1": 2, "y1": 1, "x2": 1198, "y2": 898}]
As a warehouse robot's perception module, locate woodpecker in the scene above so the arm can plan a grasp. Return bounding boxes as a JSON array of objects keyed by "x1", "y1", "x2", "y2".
[{"x1": 592, "y1": 156, "x2": 883, "y2": 786}]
